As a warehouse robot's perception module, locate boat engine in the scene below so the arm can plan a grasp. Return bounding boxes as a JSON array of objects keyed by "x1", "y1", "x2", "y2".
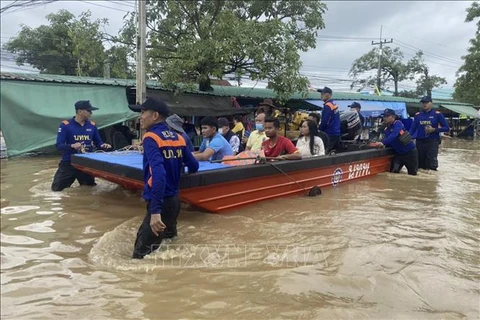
[{"x1": 340, "y1": 111, "x2": 362, "y2": 140}]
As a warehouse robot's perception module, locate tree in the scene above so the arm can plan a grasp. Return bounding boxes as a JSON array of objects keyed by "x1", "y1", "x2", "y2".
[
  {"x1": 454, "y1": 2, "x2": 480, "y2": 105},
  {"x1": 349, "y1": 47, "x2": 410, "y2": 96},
  {"x1": 3, "y1": 10, "x2": 132, "y2": 78},
  {"x1": 408, "y1": 51, "x2": 447, "y2": 97},
  {"x1": 118, "y1": 0, "x2": 327, "y2": 101}
]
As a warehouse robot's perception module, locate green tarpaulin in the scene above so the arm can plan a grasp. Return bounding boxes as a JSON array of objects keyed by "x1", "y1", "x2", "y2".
[
  {"x1": 439, "y1": 103, "x2": 480, "y2": 118},
  {"x1": 0, "y1": 81, "x2": 136, "y2": 157}
]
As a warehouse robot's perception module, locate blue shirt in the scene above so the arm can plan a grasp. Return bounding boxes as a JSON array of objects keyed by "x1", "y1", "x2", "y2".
[
  {"x1": 409, "y1": 109, "x2": 449, "y2": 140},
  {"x1": 142, "y1": 122, "x2": 199, "y2": 214},
  {"x1": 56, "y1": 117, "x2": 103, "y2": 162},
  {"x1": 319, "y1": 99, "x2": 341, "y2": 136},
  {"x1": 199, "y1": 133, "x2": 234, "y2": 161},
  {"x1": 382, "y1": 120, "x2": 415, "y2": 155}
]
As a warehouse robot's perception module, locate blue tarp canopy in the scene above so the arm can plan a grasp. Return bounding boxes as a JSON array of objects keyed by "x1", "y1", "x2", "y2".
[{"x1": 307, "y1": 100, "x2": 408, "y2": 119}]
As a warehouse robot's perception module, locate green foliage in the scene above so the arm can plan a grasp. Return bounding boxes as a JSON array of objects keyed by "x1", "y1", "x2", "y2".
[
  {"x1": 127, "y1": 0, "x2": 327, "y2": 101},
  {"x1": 3, "y1": 10, "x2": 132, "y2": 78},
  {"x1": 350, "y1": 47, "x2": 447, "y2": 97},
  {"x1": 349, "y1": 47, "x2": 410, "y2": 95},
  {"x1": 408, "y1": 51, "x2": 447, "y2": 97},
  {"x1": 454, "y1": 2, "x2": 480, "y2": 105}
]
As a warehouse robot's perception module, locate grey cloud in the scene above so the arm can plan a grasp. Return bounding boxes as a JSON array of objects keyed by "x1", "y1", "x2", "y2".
[{"x1": 1, "y1": 0, "x2": 475, "y2": 93}]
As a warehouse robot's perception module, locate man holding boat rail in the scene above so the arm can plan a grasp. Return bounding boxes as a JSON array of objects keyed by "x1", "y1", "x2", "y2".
[
  {"x1": 129, "y1": 97, "x2": 199, "y2": 259},
  {"x1": 51, "y1": 100, "x2": 111, "y2": 191},
  {"x1": 372, "y1": 108, "x2": 418, "y2": 175}
]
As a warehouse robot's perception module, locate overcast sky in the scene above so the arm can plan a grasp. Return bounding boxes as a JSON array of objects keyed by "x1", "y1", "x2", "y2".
[{"x1": 0, "y1": 0, "x2": 476, "y2": 95}]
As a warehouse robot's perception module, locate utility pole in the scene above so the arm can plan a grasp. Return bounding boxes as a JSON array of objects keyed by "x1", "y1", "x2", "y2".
[
  {"x1": 371, "y1": 25, "x2": 393, "y2": 94},
  {"x1": 136, "y1": 0, "x2": 147, "y2": 139},
  {"x1": 136, "y1": 0, "x2": 147, "y2": 106}
]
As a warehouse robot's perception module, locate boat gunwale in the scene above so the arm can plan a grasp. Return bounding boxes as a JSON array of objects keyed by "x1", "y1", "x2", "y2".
[{"x1": 71, "y1": 148, "x2": 394, "y2": 190}]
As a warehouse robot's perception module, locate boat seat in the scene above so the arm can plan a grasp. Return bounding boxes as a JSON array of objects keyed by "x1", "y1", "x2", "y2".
[{"x1": 112, "y1": 131, "x2": 129, "y2": 150}]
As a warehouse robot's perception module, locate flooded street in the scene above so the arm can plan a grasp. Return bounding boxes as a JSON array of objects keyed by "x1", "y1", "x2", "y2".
[{"x1": 1, "y1": 140, "x2": 479, "y2": 319}]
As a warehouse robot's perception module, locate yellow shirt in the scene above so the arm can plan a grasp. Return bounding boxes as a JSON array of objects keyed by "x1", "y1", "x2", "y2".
[
  {"x1": 246, "y1": 130, "x2": 267, "y2": 151},
  {"x1": 232, "y1": 122, "x2": 245, "y2": 137}
]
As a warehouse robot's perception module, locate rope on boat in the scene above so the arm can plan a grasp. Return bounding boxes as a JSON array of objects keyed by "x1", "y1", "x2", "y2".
[{"x1": 90, "y1": 145, "x2": 143, "y2": 155}]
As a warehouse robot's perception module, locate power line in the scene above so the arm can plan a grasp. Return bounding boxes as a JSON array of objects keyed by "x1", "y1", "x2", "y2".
[
  {"x1": 78, "y1": 1, "x2": 132, "y2": 13},
  {"x1": 109, "y1": 1, "x2": 136, "y2": 9},
  {"x1": 382, "y1": 25, "x2": 459, "y2": 51},
  {"x1": 394, "y1": 39, "x2": 462, "y2": 65}
]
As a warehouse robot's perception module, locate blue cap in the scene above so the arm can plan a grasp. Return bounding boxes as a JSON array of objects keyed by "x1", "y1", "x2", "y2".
[
  {"x1": 75, "y1": 100, "x2": 98, "y2": 111},
  {"x1": 317, "y1": 87, "x2": 333, "y2": 94},
  {"x1": 420, "y1": 96, "x2": 432, "y2": 103},
  {"x1": 348, "y1": 102, "x2": 361, "y2": 109},
  {"x1": 129, "y1": 97, "x2": 170, "y2": 117},
  {"x1": 381, "y1": 108, "x2": 396, "y2": 117}
]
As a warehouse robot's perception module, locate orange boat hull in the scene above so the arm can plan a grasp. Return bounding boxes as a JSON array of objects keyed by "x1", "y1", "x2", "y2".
[{"x1": 72, "y1": 149, "x2": 393, "y2": 213}]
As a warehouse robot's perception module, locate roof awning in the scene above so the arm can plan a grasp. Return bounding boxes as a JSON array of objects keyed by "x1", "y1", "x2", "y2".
[{"x1": 440, "y1": 103, "x2": 479, "y2": 118}]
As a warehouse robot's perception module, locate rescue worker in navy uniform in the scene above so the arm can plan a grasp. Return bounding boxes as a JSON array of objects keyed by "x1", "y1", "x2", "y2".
[
  {"x1": 409, "y1": 96, "x2": 450, "y2": 170},
  {"x1": 373, "y1": 108, "x2": 418, "y2": 175},
  {"x1": 51, "y1": 100, "x2": 111, "y2": 191},
  {"x1": 317, "y1": 87, "x2": 341, "y2": 152},
  {"x1": 129, "y1": 97, "x2": 199, "y2": 259}
]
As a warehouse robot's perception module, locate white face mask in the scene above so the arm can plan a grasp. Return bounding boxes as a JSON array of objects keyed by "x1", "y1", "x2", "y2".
[{"x1": 218, "y1": 128, "x2": 224, "y2": 135}]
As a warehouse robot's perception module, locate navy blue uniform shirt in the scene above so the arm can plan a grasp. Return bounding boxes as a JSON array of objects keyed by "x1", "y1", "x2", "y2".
[
  {"x1": 319, "y1": 99, "x2": 341, "y2": 136},
  {"x1": 382, "y1": 120, "x2": 415, "y2": 154},
  {"x1": 409, "y1": 109, "x2": 449, "y2": 140},
  {"x1": 56, "y1": 117, "x2": 103, "y2": 162},
  {"x1": 142, "y1": 122, "x2": 199, "y2": 214}
]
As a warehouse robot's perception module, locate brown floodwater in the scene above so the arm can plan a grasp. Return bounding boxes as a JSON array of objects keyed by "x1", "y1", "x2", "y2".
[{"x1": 1, "y1": 139, "x2": 479, "y2": 319}]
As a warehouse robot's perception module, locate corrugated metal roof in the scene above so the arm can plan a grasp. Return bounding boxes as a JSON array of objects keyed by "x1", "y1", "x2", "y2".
[{"x1": 0, "y1": 72, "x2": 475, "y2": 107}]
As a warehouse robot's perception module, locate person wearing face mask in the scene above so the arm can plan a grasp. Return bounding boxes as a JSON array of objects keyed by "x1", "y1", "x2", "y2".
[
  {"x1": 245, "y1": 112, "x2": 267, "y2": 152},
  {"x1": 217, "y1": 117, "x2": 241, "y2": 154}
]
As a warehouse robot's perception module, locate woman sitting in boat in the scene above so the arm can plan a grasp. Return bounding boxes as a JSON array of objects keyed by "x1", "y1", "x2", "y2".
[
  {"x1": 262, "y1": 118, "x2": 302, "y2": 160},
  {"x1": 296, "y1": 120, "x2": 325, "y2": 158},
  {"x1": 193, "y1": 116, "x2": 234, "y2": 161}
]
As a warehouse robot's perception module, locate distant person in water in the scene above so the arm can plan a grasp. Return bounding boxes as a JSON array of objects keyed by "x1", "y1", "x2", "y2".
[
  {"x1": 128, "y1": 97, "x2": 199, "y2": 259},
  {"x1": 51, "y1": 100, "x2": 111, "y2": 191}
]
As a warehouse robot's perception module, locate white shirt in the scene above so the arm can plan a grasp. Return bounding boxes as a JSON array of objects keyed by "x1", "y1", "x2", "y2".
[{"x1": 296, "y1": 136, "x2": 325, "y2": 157}]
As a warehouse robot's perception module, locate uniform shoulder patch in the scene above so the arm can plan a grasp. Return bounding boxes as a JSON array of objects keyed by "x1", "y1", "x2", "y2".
[
  {"x1": 435, "y1": 111, "x2": 441, "y2": 114},
  {"x1": 62, "y1": 120, "x2": 69, "y2": 125},
  {"x1": 90, "y1": 120, "x2": 96, "y2": 126},
  {"x1": 415, "y1": 112, "x2": 420, "y2": 116}
]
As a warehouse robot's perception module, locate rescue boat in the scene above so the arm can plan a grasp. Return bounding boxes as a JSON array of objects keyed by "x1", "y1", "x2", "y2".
[{"x1": 71, "y1": 146, "x2": 394, "y2": 213}]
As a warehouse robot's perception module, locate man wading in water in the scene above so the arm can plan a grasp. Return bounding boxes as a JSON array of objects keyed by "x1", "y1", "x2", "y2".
[{"x1": 129, "y1": 97, "x2": 199, "y2": 259}]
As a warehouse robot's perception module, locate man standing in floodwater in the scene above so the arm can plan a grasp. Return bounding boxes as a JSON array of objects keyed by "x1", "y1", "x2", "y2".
[
  {"x1": 129, "y1": 97, "x2": 199, "y2": 259},
  {"x1": 51, "y1": 100, "x2": 111, "y2": 191}
]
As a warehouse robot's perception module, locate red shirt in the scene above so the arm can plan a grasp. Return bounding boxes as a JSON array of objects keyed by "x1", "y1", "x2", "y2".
[{"x1": 262, "y1": 136, "x2": 298, "y2": 157}]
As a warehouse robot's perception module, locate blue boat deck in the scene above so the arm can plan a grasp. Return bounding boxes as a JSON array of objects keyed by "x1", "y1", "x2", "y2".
[{"x1": 74, "y1": 152, "x2": 232, "y2": 173}]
